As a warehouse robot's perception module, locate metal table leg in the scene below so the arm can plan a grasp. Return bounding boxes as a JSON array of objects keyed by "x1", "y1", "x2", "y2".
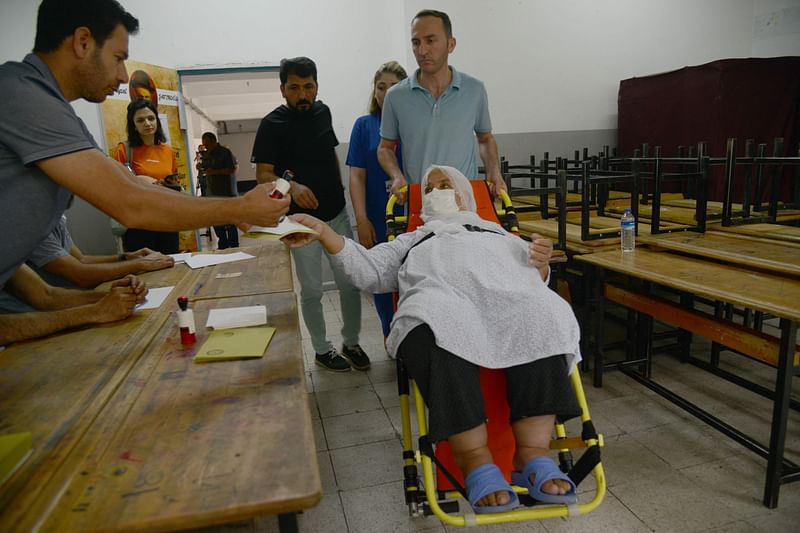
[{"x1": 763, "y1": 318, "x2": 798, "y2": 508}]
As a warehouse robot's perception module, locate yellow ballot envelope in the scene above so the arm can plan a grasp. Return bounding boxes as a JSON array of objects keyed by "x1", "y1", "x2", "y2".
[{"x1": 194, "y1": 326, "x2": 276, "y2": 363}]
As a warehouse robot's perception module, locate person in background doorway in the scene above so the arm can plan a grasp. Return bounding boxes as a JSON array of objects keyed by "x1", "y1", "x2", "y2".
[
  {"x1": 200, "y1": 132, "x2": 239, "y2": 250},
  {"x1": 378, "y1": 9, "x2": 506, "y2": 204},
  {"x1": 195, "y1": 144, "x2": 208, "y2": 197},
  {"x1": 346, "y1": 60, "x2": 407, "y2": 343},
  {"x1": 251, "y1": 56, "x2": 369, "y2": 372},
  {"x1": 113, "y1": 99, "x2": 181, "y2": 254}
]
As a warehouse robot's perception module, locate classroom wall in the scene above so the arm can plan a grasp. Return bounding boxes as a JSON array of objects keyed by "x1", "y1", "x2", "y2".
[{"x1": 1, "y1": 0, "x2": 798, "y2": 254}]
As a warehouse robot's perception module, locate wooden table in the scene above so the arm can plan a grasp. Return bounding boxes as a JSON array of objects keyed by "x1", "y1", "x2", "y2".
[
  {"x1": 575, "y1": 248, "x2": 800, "y2": 508},
  {"x1": 191, "y1": 243, "x2": 294, "y2": 300},
  {"x1": 0, "y1": 242, "x2": 319, "y2": 531},
  {"x1": 712, "y1": 222, "x2": 800, "y2": 245},
  {"x1": 637, "y1": 231, "x2": 800, "y2": 276}
]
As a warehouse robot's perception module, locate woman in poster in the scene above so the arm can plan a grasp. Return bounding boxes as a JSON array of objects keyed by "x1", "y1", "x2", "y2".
[{"x1": 113, "y1": 99, "x2": 181, "y2": 254}]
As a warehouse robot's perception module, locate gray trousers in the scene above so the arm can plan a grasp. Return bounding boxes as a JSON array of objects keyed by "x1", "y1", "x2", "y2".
[{"x1": 291, "y1": 208, "x2": 362, "y2": 354}]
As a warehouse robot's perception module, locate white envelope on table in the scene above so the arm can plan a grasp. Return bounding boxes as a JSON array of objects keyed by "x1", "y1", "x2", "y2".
[
  {"x1": 205, "y1": 305, "x2": 268, "y2": 330},
  {"x1": 184, "y1": 252, "x2": 255, "y2": 269}
]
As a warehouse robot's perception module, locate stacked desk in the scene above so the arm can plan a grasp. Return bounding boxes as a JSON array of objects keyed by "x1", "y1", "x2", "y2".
[{"x1": 0, "y1": 242, "x2": 319, "y2": 531}]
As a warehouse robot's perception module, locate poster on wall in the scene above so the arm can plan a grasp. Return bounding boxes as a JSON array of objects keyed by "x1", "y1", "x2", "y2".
[{"x1": 100, "y1": 60, "x2": 197, "y2": 251}]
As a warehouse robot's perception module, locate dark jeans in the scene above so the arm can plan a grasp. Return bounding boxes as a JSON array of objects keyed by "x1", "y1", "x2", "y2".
[
  {"x1": 123, "y1": 228, "x2": 180, "y2": 254},
  {"x1": 214, "y1": 225, "x2": 239, "y2": 249},
  {"x1": 398, "y1": 324, "x2": 581, "y2": 442}
]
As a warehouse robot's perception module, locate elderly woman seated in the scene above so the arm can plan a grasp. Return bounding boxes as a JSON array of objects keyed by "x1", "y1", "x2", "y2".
[{"x1": 283, "y1": 165, "x2": 582, "y2": 513}]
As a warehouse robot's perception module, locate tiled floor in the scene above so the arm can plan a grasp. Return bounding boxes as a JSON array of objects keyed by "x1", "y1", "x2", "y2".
[{"x1": 200, "y1": 245, "x2": 800, "y2": 532}]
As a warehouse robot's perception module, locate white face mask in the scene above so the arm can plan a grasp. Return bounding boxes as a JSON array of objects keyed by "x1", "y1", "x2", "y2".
[{"x1": 421, "y1": 188, "x2": 460, "y2": 220}]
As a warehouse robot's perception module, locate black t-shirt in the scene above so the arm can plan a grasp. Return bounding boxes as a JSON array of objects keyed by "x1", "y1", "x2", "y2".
[
  {"x1": 251, "y1": 101, "x2": 344, "y2": 221},
  {"x1": 205, "y1": 144, "x2": 237, "y2": 197}
]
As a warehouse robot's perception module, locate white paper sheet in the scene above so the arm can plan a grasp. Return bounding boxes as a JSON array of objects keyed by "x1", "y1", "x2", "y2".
[
  {"x1": 246, "y1": 219, "x2": 319, "y2": 236},
  {"x1": 205, "y1": 305, "x2": 268, "y2": 330},
  {"x1": 184, "y1": 252, "x2": 255, "y2": 269},
  {"x1": 135, "y1": 286, "x2": 174, "y2": 311},
  {"x1": 168, "y1": 252, "x2": 193, "y2": 263}
]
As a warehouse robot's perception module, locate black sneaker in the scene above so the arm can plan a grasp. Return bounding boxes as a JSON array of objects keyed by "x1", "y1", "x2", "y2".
[
  {"x1": 342, "y1": 344, "x2": 371, "y2": 370},
  {"x1": 315, "y1": 348, "x2": 351, "y2": 372}
]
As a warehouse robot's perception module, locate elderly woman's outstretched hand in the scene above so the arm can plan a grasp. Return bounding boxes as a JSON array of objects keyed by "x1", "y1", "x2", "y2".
[
  {"x1": 528, "y1": 233, "x2": 553, "y2": 281},
  {"x1": 280, "y1": 214, "x2": 324, "y2": 248},
  {"x1": 280, "y1": 214, "x2": 346, "y2": 255}
]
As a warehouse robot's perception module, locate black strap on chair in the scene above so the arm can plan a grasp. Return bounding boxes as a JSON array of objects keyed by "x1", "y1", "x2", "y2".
[
  {"x1": 418, "y1": 435, "x2": 469, "y2": 501},
  {"x1": 567, "y1": 420, "x2": 602, "y2": 485},
  {"x1": 400, "y1": 232, "x2": 437, "y2": 265},
  {"x1": 400, "y1": 224, "x2": 506, "y2": 265}
]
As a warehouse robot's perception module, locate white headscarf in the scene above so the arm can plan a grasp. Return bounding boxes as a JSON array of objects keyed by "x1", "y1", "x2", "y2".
[{"x1": 419, "y1": 165, "x2": 483, "y2": 231}]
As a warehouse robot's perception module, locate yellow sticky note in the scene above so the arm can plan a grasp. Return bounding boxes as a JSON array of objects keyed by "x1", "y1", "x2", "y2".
[{"x1": 194, "y1": 326, "x2": 276, "y2": 363}]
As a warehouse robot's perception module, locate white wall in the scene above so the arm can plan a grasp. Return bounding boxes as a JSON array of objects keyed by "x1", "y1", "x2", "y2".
[
  {"x1": 3, "y1": 0, "x2": 798, "y2": 140},
  {"x1": 403, "y1": 0, "x2": 761, "y2": 134},
  {"x1": 753, "y1": 0, "x2": 800, "y2": 56}
]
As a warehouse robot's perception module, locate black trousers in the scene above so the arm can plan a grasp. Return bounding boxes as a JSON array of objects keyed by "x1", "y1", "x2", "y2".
[{"x1": 398, "y1": 324, "x2": 581, "y2": 442}]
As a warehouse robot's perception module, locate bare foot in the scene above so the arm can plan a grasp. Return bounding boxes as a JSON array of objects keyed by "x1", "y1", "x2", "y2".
[
  {"x1": 538, "y1": 477, "x2": 572, "y2": 496},
  {"x1": 476, "y1": 489, "x2": 511, "y2": 507},
  {"x1": 513, "y1": 455, "x2": 571, "y2": 495}
]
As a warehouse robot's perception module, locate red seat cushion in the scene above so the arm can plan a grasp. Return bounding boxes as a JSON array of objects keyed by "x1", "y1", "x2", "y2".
[{"x1": 404, "y1": 180, "x2": 515, "y2": 487}]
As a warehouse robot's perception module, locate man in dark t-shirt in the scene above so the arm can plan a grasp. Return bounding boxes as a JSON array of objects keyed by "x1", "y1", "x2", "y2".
[
  {"x1": 201, "y1": 132, "x2": 239, "y2": 249},
  {"x1": 251, "y1": 57, "x2": 369, "y2": 372}
]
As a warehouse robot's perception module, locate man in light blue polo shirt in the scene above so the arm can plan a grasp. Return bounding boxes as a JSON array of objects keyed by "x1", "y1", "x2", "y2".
[{"x1": 378, "y1": 9, "x2": 506, "y2": 204}]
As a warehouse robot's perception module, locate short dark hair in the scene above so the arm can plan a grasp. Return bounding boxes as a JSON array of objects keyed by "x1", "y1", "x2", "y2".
[
  {"x1": 33, "y1": 0, "x2": 139, "y2": 54},
  {"x1": 126, "y1": 99, "x2": 165, "y2": 147},
  {"x1": 202, "y1": 132, "x2": 217, "y2": 143},
  {"x1": 279, "y1": 57, "x2": 317, "y2": 85},
  {"x1": 413, "y1": 9, "x2": 452, "y2": 38}
]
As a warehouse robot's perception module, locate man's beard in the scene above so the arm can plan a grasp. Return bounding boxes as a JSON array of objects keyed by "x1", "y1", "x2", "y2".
[
  {"x1": 292, "y1": 99, "x2": 313, "y2": 111},
  {"x1": 78, "y1": 50, "x2": 114, "y2": 103}
]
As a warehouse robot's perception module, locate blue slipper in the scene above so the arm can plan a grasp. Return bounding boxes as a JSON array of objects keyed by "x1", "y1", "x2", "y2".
[
  {"x1": 464, "y1": 463, "x2": 520, "y2": 514},
  {"x1": 511, "y1": 456, "x2": 577, "y2": 504}
]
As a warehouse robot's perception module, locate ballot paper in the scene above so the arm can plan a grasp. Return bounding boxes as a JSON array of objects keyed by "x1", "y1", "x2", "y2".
[
  {"x1": 168, "y1": 252, "x2": 193, "y2": 263},
  {"x1": 184, "y1": 251, "x2": 255, "y2": 269},
  {"x1": 205, "y1": 305, "x2": 268, "y2": 330},
  {"x1": 135, "y1": 286, "x2": 174, "y2": 311},
  {"x1": 243, "y1": 219, "x2": 319, "y2": 240}
]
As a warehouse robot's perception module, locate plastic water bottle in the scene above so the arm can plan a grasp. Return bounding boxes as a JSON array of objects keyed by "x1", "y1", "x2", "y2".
[{"x1": 621, "y1": 208, "x2": 635, "y2": 252}]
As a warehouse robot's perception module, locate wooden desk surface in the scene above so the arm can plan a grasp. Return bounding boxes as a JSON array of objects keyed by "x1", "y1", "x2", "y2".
[
  {"x1": 29, "y1": 291, "x2": 318, "y2": 532},
  {"x1": 712, "y1": 223, "x2": 800, "y2": 245},
  {"x1": 1, "y1": 247, "x2": 316, "y2": 531},
  {"x1": 637, "y1": 232, "x2": 800, "y2": 277},
  {"x1": 608, "y1": 204, "x2": 700, "y2": 226},
  {"x1": 518, "y1": 217, "x2": 681, "y2": 254},
  {"x1": 661, "y1": 199, "x2": 728, "y2": 217},
  {"x1": 518, "y1": 219, "x2": 620, "y2": 251},
  {"x1": 575, "y1": 248, "x2": 800, "y2": 322},
  {"x1": 190, "y1": 242, "x2": 293, "y2": 301},
  {"x1": 0, "y1": 265, "x2": 198, "y2": 527}
]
